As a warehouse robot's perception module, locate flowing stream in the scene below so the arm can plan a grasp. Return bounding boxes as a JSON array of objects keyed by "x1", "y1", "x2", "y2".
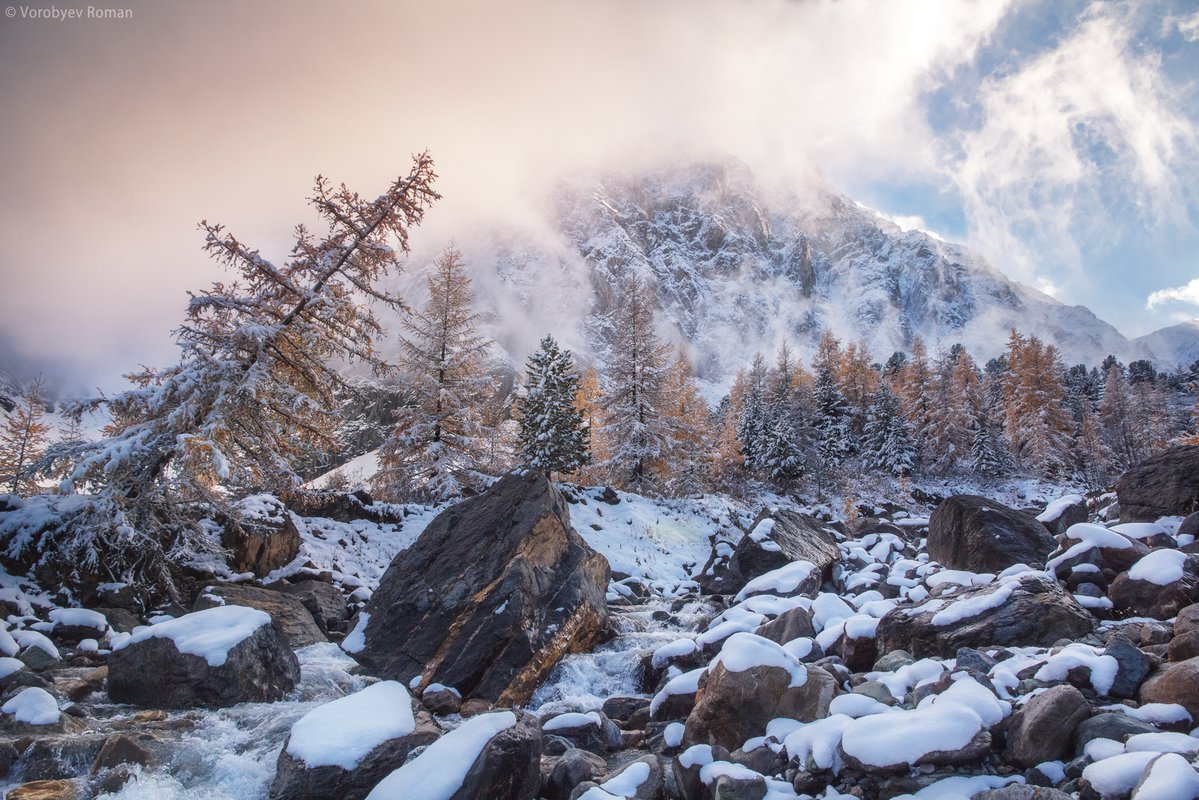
[{"x1": 2, "y1": 594, "x2": 709, "y2": 798}]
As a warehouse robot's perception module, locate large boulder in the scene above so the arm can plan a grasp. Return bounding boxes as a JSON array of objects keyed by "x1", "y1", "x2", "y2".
[
  {"x1": 1109, "y1": 550, "x2": 1199, "y2": 620},
  {"x1": 728, "y1": 511, "x2": 840, "y2": 588},
  {"x1": 352, "y1": 471, "x2": 610, "y2": 706},
  {"x1": 222, "y1": 494, "x2": 302, "y2": 576},
  {"x1": 270, "y1": 681, "x2": 441, "y2": 800},
  {"x1": 1139, "y1": 656, "x2": 1199, "y2": 720},
  {"x1": 683, "y1": 633, "x2": 836, "y2": 751},
  {"x1": 927, "y1": 496, "x2": 1056, "y2": 572},
  {"x1": 364, "y1": 710, "x2": 542, "y2": 800},
  {"x1": 1116, "y1": 445, "x2": 1199, "y2": 522},
  {"x1": 193, "y1": 584, "x2": 326, "y2": 648},
  {"x1": 108, "y1": 606, "x2": 300, "y2": 708},
  {"x1": 1004, "y1": 684, "x2": 1091, "y2": 767},
  {"x1": 875, "y1": 573, "x2": 1096, "y2": 659}
]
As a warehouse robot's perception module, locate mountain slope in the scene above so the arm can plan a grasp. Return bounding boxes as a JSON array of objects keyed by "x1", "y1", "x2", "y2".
[{"x1": 462, "y1": 158, "x2": 1196, "y2": 379}]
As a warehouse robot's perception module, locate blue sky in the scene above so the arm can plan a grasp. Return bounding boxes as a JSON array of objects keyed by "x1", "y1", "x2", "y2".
[
  {"x1": 841, "y1": 0, "x2": 1199, "y2": 332},
  {"x1": 1, "y1": 0, "x2": 1197, "y2": 389}
]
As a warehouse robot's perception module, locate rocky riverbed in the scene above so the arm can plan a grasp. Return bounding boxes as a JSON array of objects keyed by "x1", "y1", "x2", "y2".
[{"x1": 1, "y1": 448, "x2": 1199, "y2": 799}]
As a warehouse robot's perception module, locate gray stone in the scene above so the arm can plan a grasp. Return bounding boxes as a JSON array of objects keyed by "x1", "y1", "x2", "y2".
[{"x1": 1005, "y1": 684, "x2": 1091, "y2": 767}]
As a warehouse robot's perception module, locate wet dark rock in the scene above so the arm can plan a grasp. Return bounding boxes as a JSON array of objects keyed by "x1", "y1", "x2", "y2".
[
  {"x1": 1115, "y1": 445, "x2": 1199, "y2": 522},
  {"x1": 546, "y1": 748, "x2": 606, "y2": 800},
  {"x1": 876, "y1": 573, "x2": 1096, "y2": 658},
  {"x1": 278, "y1": 580, "x2": 348, "y2": 636},
  {"x1": 729, "y1": 510, "x2": 840, "y2": 587},
  {"x1": 927, "y1": 495, "x2": 1056, "y2": 572},
  {"x1": 353, "y1": 472, "x2": 611, "y2": 706},
  {"x1": 269, "y1": 697, "x2": 441, "y2": 800},
  {"x1": 107, "y1": 610, "x2": 300, "y2": 709}
]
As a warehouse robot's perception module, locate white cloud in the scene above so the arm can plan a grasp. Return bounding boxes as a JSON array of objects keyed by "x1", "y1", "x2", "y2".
[
  {"x1": 1147, "y1": 277, "x2": 1199, "y2": 309},
  {"x1": 945, "y1": 3, "x2": 1198, "y2": 291},
  {"x1": 1177, "y1": 9, "x2": 1199, "y2": 41}
]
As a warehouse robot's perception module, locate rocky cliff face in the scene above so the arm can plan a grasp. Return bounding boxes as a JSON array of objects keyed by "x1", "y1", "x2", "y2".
[{"x1": 470, "y1": 158, "x2": 1195, "y2": 380}]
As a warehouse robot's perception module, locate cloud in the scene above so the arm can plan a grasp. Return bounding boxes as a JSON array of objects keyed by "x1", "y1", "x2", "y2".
[
  {"x1": 945, "y1": 3, "x2": 1198, "y2": 293},
  {"x1": 1178, "y1": 9, "x2": 1199, "y2": 41},
  {"x1": 1147, "y1": 277, "x2": 1199, "y2": 310}
]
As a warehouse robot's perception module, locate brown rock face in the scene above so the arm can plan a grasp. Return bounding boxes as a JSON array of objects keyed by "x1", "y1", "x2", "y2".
[
  {"x1": 927, "y1": 495, "x2": 1056, "y2": 572},
  {"x1": 1116, "y1": 445, "x2": 1199, "y2": 522},
  {"x1": 683, "y1": 660, "x2": 835, "y2": 751},
  {"x1": 353, "y1": 471, "x2": 611, "y2": 706},
  {"x1": 1139, "y1": 656, "x2": 1199, "y2": 720},
  {"x1": 1004, "y1": 684, "x2": 1091, "y2": 767},
  {"x1": 221, "y1": 497, "x2": 301, "y2": 576},
  {"x1": 193, "y1": 584, "x2": 326, "y2": 649},
  {"x1": 1109, "y1": 553, "x2": 1199, "y2": 620}
]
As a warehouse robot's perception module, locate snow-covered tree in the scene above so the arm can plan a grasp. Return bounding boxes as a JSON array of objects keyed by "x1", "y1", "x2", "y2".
[
  {"x1": 595, "y1": 277, "x2": 673, "y2": 490},
  {"x1": 517, "y1": 335, "x2": 588, "y2": 478},
  {"x1": 31, "y1": 156, "x2": 440, "y2": 595},
  {"x1": 924, "y1": 347, "x2": 979, "y2": 474},
  {"x1": 375, "y1": 244, "x2": 494, "y2": 501},
  {"x1": 838, "y1": 339, "x2": 879, "y2": 435},
  {"x1": 970, "y1": 420, "x2": 1013, "y2": 478},
  {"x1": 861, "y1": 385, "x2": 914, "y2": 476},
  {"x1": 0, "y1": 377, "x2": 50, "y2": 495},
  {"x1": 736, "y1": 354, "x2": 770, "y2": 474},
  {"x1": 895, "y1": 336, "x2": 934, "y2": 459},
  {"x1": 812, "y1": 366, "x2": 854, "y2": 468}
]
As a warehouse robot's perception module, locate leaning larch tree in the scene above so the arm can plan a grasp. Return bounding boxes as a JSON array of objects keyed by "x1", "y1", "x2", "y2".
[{"x1": 22, "y1": 154, "x2": 439, "y2": 596}]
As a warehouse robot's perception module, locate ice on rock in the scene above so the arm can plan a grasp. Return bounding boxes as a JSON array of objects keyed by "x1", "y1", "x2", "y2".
[
  {"x1": 664, "y1": 722, "x2": 685, "y2": 747},
  {"x1": 735, "y1": 561, "x2": 818, "y2": 602},
  {"x1": 1037, "y1": 494, "x2": 1084, "y2": 523},
  {"x1": 1046, "y1": 523, "x2": 1135, "y2": 573},
  {"x1": 930, "y1": 579, "x2": 1017, "y2": 627},
  {"x1": 1111, "y1": 522, "x2": 1170, "y2": 541},
  {"x1": 0, "y1": 657, "x2": 23, "y2": 679},
  {"x1": 1124, "y1": 732, "x2": 1199, "y2": 754},
  {"x1": 1, "y1": 686, "x2": 59, "y2": 725},
  {"x1": 919, "y1": 674, "x2": 1008, "y2": 726},
  {"x1": 0, "y1": 626, "x2": 17, "y2": 657},
  {"x1": 925, "y1": 570, "x2": 994, "y2": 589},
  {"x1": 1081, "y1": 751, "x2": 1157, "y2": 799},
  {"x1": 577, "y1": 760, "x2": 651, "y2": 799},
  {"x1": 840, "y1": 700, "x2": 985, "y2": 769},
  {"x1": 652, "y1": 637, "x2": 699, "y2": 669},
  {"x1": 365, "y1": 711, "x2": 517, "y2": 800},
  {"x1": 811, "y1": 593, "x2": 855, "y2": 631},
  {"x1": 1034, "y1": 643, "x2": 1118, "y2": 695},
  {"x1": 650, "y1": 667, "x2": 705, "y2": 717},
  {"x1": 285, "y1": 681, "x2": 415, "y2": 770},
  {"x1": 783, "y1": 714, "x2": 853, "y2": 770},
  {"x1": 11, "y1": 628, "x2": 59, "y2": 659},
  {"x1": 116, "y1": 605, "x2": 271, "y2": 667},
  {"x1": 1085, "y1": 738, "x2": 1126, "y2": 761},
  {"x1": 867, "y1": 657, "x2": 947, "y2": 700},
  {"x1": 1131, "y1": 752, "x2": 1199, "y2": 799},
  {"x1": 1127, "y1": 550, "x2": 1189, "y2": 586},
  {"x1": 48, "y1": 607, "x2": 109, "y2": 631},
  {"x1": 828, "y1": 693, "x2": 894, "y2": 719},
  {"x1": 341, "y1": 612, "x2": 369, "y2": 654},
  {"x1": 1101, "y1": 702, "x2": 1192, "y2": 725},
  {"x1": 712, "y1": 632, "x2": 807, "y2": 687},
  {"x1": 543, "y1": 711, "x2": 603, "y2": 731},
  {"x1": 905, "y1": 774, "x2": 1023, "y2": 798},
  {"x1": 678, "y1": 743, "x2": 716, "y2": 768}
]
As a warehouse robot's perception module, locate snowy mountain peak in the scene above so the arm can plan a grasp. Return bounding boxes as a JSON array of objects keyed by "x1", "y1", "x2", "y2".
[{"x1": 465, "y1": 158, "x2": 1197, "y2": 379}]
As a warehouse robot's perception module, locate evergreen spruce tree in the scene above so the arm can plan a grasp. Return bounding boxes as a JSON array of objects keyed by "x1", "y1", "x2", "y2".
[
  {"x1": 861, "y1": 385, "x2": 914, "y2": 476},
  {"x1": 0, "y1": 376, "x2": 51, "y2": 495},
  {"x1": 517, "y1": 335, "x2": 588, "y2": 478},
  {"x1": 812, "y1": 366, "x2": 854, "y2": 467},
  {"x1": 595, "y1": 277, "x2": 673, "y2": 490},
  {"x1": 375, "y1": 244, "x2": 494, "y2": 501},
  {"x1": 736, "y1": 354, "x2": 770, "y2": 475},
  {"x1": 970, "y1": 420, "x2": 1013, "y2": 477}
]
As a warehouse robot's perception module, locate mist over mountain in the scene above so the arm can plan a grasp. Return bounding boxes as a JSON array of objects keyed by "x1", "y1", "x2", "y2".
[{"x1": 441, "y1": 158, "x2": 1199, "y2": 382}]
